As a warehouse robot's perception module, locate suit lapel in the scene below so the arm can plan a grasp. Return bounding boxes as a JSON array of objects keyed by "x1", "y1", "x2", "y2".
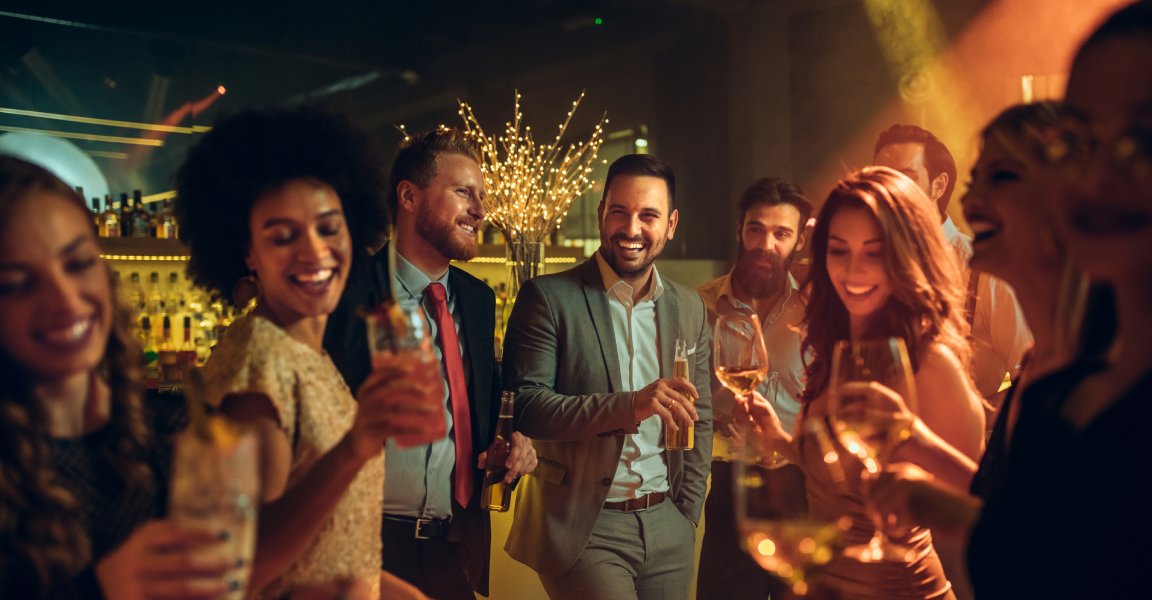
[
  {"x1": 656, "y1": 285, "x2": 679, "y2": 378},
  {"x1": 580, "y1": 260, "x2": 623, "y2": 392}
]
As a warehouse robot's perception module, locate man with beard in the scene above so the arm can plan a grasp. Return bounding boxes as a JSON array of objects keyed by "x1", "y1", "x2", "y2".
[
  {"x1": 324, "y1": 128, "x2": 537, "y2": 599},
  {"x1": 502, "y1": 154, "x2": 712, "y2": 599},
  {"x1": 695, "y1": 177, "x2": 812, "y2": 600}
]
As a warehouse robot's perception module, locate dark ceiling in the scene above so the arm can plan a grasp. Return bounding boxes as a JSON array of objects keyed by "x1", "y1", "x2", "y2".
[{"x1": 0, "y1": 0, "x2": 720, "y2": 194}]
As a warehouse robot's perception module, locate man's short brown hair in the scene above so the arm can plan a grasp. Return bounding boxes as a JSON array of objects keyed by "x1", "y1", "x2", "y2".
[{"x1": 389, "y1": 127, "x2": 482, "y2": 217}]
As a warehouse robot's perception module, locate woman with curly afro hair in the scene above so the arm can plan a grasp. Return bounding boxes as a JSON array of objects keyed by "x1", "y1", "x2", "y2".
[{"x1": 175, "y1": 107, "x2": 433, "y2": 599}]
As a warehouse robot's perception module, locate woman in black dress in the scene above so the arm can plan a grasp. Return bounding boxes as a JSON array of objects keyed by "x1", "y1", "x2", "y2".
[{"x1": 0, "y1": 157, "x2": 233, "y2": 598}]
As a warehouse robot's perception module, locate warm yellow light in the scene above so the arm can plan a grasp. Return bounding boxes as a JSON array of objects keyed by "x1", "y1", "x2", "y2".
[
  {"x1": 457, "y1": 91, "x2": 606, "y2": 247},
  {"x1": 0, "y1": 106, "x2": 201, "y2": 134},
  {"x1": 0, "y1": 125, "x2": 164, "y2": 146},
  {"x1": 102, "y1": 254, "x2": 190, "y2": 261}
]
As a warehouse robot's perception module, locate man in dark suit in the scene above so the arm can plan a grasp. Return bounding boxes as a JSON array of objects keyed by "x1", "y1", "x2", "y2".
[
  {"x1": 502, "y1": 154, "x2": 712, "y2": 600},
  {"x1": 324, "y1": 128, "x2": 537, "y2": 599}
]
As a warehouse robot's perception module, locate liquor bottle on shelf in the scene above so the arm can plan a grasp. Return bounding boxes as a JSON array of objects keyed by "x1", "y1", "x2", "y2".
[
  {"x1": 98, "y1": 196, "x2": 120, "y2": 238},
  {"x1": 119, "y1": 193, "x2": 132, "y2": 237},
  {"x1": 179, "y1": 315, "x2": 198, "y2": 375},
  {"x1": 156, "y1": 200, "x2": 178, "y2": 239},
  {"x1": 125, "y1": 272, "x2": 145, "y2": 314},
  {"x1": 131, "y1": 191, "x2": 150, "y2": 238},
  {"x1": 160, "y1": 315, "x2": 174, "y2": 350},
  {"x1": 89, "y1": 197, "x2": 99, "y2": 225},
  {"x1": 481, "y1": 391, "x2": 516, "y2": 512},
  {"x1": 148, "y1": 202, "x2": 159, "y2": 237},
  {"x1": 140, "y1": 316, "x2": 161, "y2": 386},
  {"x1": 158, "y1": 315, "x2": 180, "y2": 383},
  {"x1": 165, "y1": 272, "x2": 184, "y2": 318},
  {"x1": 145, "y1": 272, "x2": 163, "y2": 317}
]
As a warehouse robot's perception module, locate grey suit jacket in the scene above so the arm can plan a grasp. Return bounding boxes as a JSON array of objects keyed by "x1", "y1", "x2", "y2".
[{"x1": 501, "y1": 258, "x2": 713, "y2": 576}]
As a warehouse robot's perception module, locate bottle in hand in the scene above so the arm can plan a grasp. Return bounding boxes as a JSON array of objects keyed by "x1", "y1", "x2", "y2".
[
  {"x1": 666, "y1": 338, "x2": 694, "y2": 450},
  {"x1": 481, "y1": 391, "x2": 516, "y2": 512}
]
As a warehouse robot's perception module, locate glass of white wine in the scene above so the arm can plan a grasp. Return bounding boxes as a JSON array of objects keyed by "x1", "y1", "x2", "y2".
[
  {"x1": 826, "y1": 337, "x2": 919, "y2": 562},
  {"x1": 714, "y1": 313, "x2": 768, "y2": 414},
  {"x1": 714, "y1": 313, "x2": 788, "y2": 467}
]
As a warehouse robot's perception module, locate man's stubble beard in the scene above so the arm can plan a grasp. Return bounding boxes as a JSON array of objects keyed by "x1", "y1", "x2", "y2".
[{"x1": 416, "y1": 205, "x2": 479, "y2": 262}]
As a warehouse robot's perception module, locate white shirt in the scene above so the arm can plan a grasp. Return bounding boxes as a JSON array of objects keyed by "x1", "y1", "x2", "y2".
[
  {"x1": 594, "y1": 252, "x2": 671, "y2": 502},
  {"x1": 943, "y1": 217, "x2": 1033, "y2": 398}
]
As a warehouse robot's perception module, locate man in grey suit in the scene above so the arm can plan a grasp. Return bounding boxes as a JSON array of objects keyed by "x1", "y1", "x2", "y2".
[{"x1": 502, "y1": 153, "x2": 713, "y2": 600}]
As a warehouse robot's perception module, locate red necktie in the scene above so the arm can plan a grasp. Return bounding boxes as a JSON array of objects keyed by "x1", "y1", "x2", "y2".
[{"x1": 425, "y1": 282, "x2": 474, "y2": 508}]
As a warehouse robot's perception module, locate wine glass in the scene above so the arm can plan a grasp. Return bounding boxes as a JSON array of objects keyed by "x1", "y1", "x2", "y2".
[
  {"x1": 714, "y1": 313, "x2": 787, "y2": 466},
  {"x1": 733, "y1": 418, "x2": 844, "y2": 597},
  {"x1": 826, "y1": 337, "x2": 919, "y2": 562}
]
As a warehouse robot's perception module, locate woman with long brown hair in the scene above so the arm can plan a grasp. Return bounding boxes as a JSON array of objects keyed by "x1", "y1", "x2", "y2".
[
  {"x1": 0, "y1": 156, "x2": 232, "y2": 598},
  {"x1": 752, "y1": 166, "x2": 985, "y2": 599}
]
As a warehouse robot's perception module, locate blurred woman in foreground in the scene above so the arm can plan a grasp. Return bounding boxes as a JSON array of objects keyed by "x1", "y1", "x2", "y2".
[{"x1": 0, "y1": 156, "x2": 232, "y2": 598}]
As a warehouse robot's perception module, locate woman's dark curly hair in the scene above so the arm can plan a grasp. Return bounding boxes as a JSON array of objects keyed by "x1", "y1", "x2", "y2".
[
  {"x1": 174, "y1": 106, "x2": 389, "y2": 306},
  {"x1": 0, "y1": 157, "x2": 152, "y2": 595}
]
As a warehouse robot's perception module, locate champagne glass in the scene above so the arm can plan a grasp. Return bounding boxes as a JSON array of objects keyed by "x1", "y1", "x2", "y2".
[
  {"x1": 714, "y1": 313, "x2": 786, "y2": 466},
  {"x1": 733, "y1": 418, "x2": 844, "y2": 597},
  {"x1": 826, "y1": 337, "x2": 918, "y2": 562}
]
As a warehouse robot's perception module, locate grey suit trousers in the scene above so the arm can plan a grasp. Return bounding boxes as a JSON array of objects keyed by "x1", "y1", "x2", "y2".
[{"x1": 538, "y1": 498, "x2": 696, "y2": 600}]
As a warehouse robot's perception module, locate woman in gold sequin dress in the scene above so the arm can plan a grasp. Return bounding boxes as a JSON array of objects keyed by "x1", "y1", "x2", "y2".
[{"x1": 175, "y1": 108, "x2": 437, "y2": 599}]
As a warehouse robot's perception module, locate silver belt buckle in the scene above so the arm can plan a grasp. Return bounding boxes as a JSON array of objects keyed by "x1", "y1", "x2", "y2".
[
  {"x1": 414, "y1": 517, "x2": 432, "y2": 540},
  {"x1": 642, "y1": 494, "x2": 652, "y2": 510}
]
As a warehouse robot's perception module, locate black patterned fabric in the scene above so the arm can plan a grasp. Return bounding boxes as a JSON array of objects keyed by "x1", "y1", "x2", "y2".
[{"x1": 46, "y1": 389, "x2": 187, "y2": 598}]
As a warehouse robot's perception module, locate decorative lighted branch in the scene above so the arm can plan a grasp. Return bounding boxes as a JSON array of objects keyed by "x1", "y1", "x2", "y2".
[{"x1": 457, "y1": 90, "x2": 607, "y2": 245}]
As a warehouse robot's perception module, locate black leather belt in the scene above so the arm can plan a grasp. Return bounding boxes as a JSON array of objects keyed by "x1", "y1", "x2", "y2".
[
  {"x1": 382, "y1": 514, "x2": 451, "y2": 540},
  {"x1": 603, "y1": 492, "x2": 667, "y2": 512}
]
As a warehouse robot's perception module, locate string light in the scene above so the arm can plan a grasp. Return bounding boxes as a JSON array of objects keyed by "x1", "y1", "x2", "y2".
[{"x1": 456, "y1": 90, "x2": 607, "y2": 247}]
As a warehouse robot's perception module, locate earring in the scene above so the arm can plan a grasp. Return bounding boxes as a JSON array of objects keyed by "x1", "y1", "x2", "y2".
[{"x1": 232, "y1": 273, "x2": 260, "y2": 309}]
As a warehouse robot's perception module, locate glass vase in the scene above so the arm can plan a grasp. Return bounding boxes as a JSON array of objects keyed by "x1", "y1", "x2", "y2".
[{"x1": 505, "y1": 239, "x2": 545, "y2": 298}]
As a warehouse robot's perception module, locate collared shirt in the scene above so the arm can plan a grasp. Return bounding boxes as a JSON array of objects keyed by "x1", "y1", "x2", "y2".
[
  {"x1": 697, "y1": 271, "x2": 807, "y2": 434},
  {"x1": 594, "y1": 252, "x2": 671, "y2": 502},
  {"x1": 943, "y1": 217, "x2": 1033, "y2": 398},
  {"x1": 381, "y1": 252, "x2": 466, "y2": 519}
]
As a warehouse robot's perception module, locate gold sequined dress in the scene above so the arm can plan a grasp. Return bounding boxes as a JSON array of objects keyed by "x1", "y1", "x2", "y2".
[{"x1": 203, "y1": 313, "x2": 384, "y2": 600}]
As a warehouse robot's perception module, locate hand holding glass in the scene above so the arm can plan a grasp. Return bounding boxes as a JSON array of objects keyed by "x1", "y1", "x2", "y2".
[
  {"x1": 826, "y1": 337, "x2": 918, "y2": 562},
  {"x1": 362, "y1": 301, "x2": 447, "y2": 447},
  {"x1": 169, "y1": 417, "x2": 259, "y2": 600}
]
